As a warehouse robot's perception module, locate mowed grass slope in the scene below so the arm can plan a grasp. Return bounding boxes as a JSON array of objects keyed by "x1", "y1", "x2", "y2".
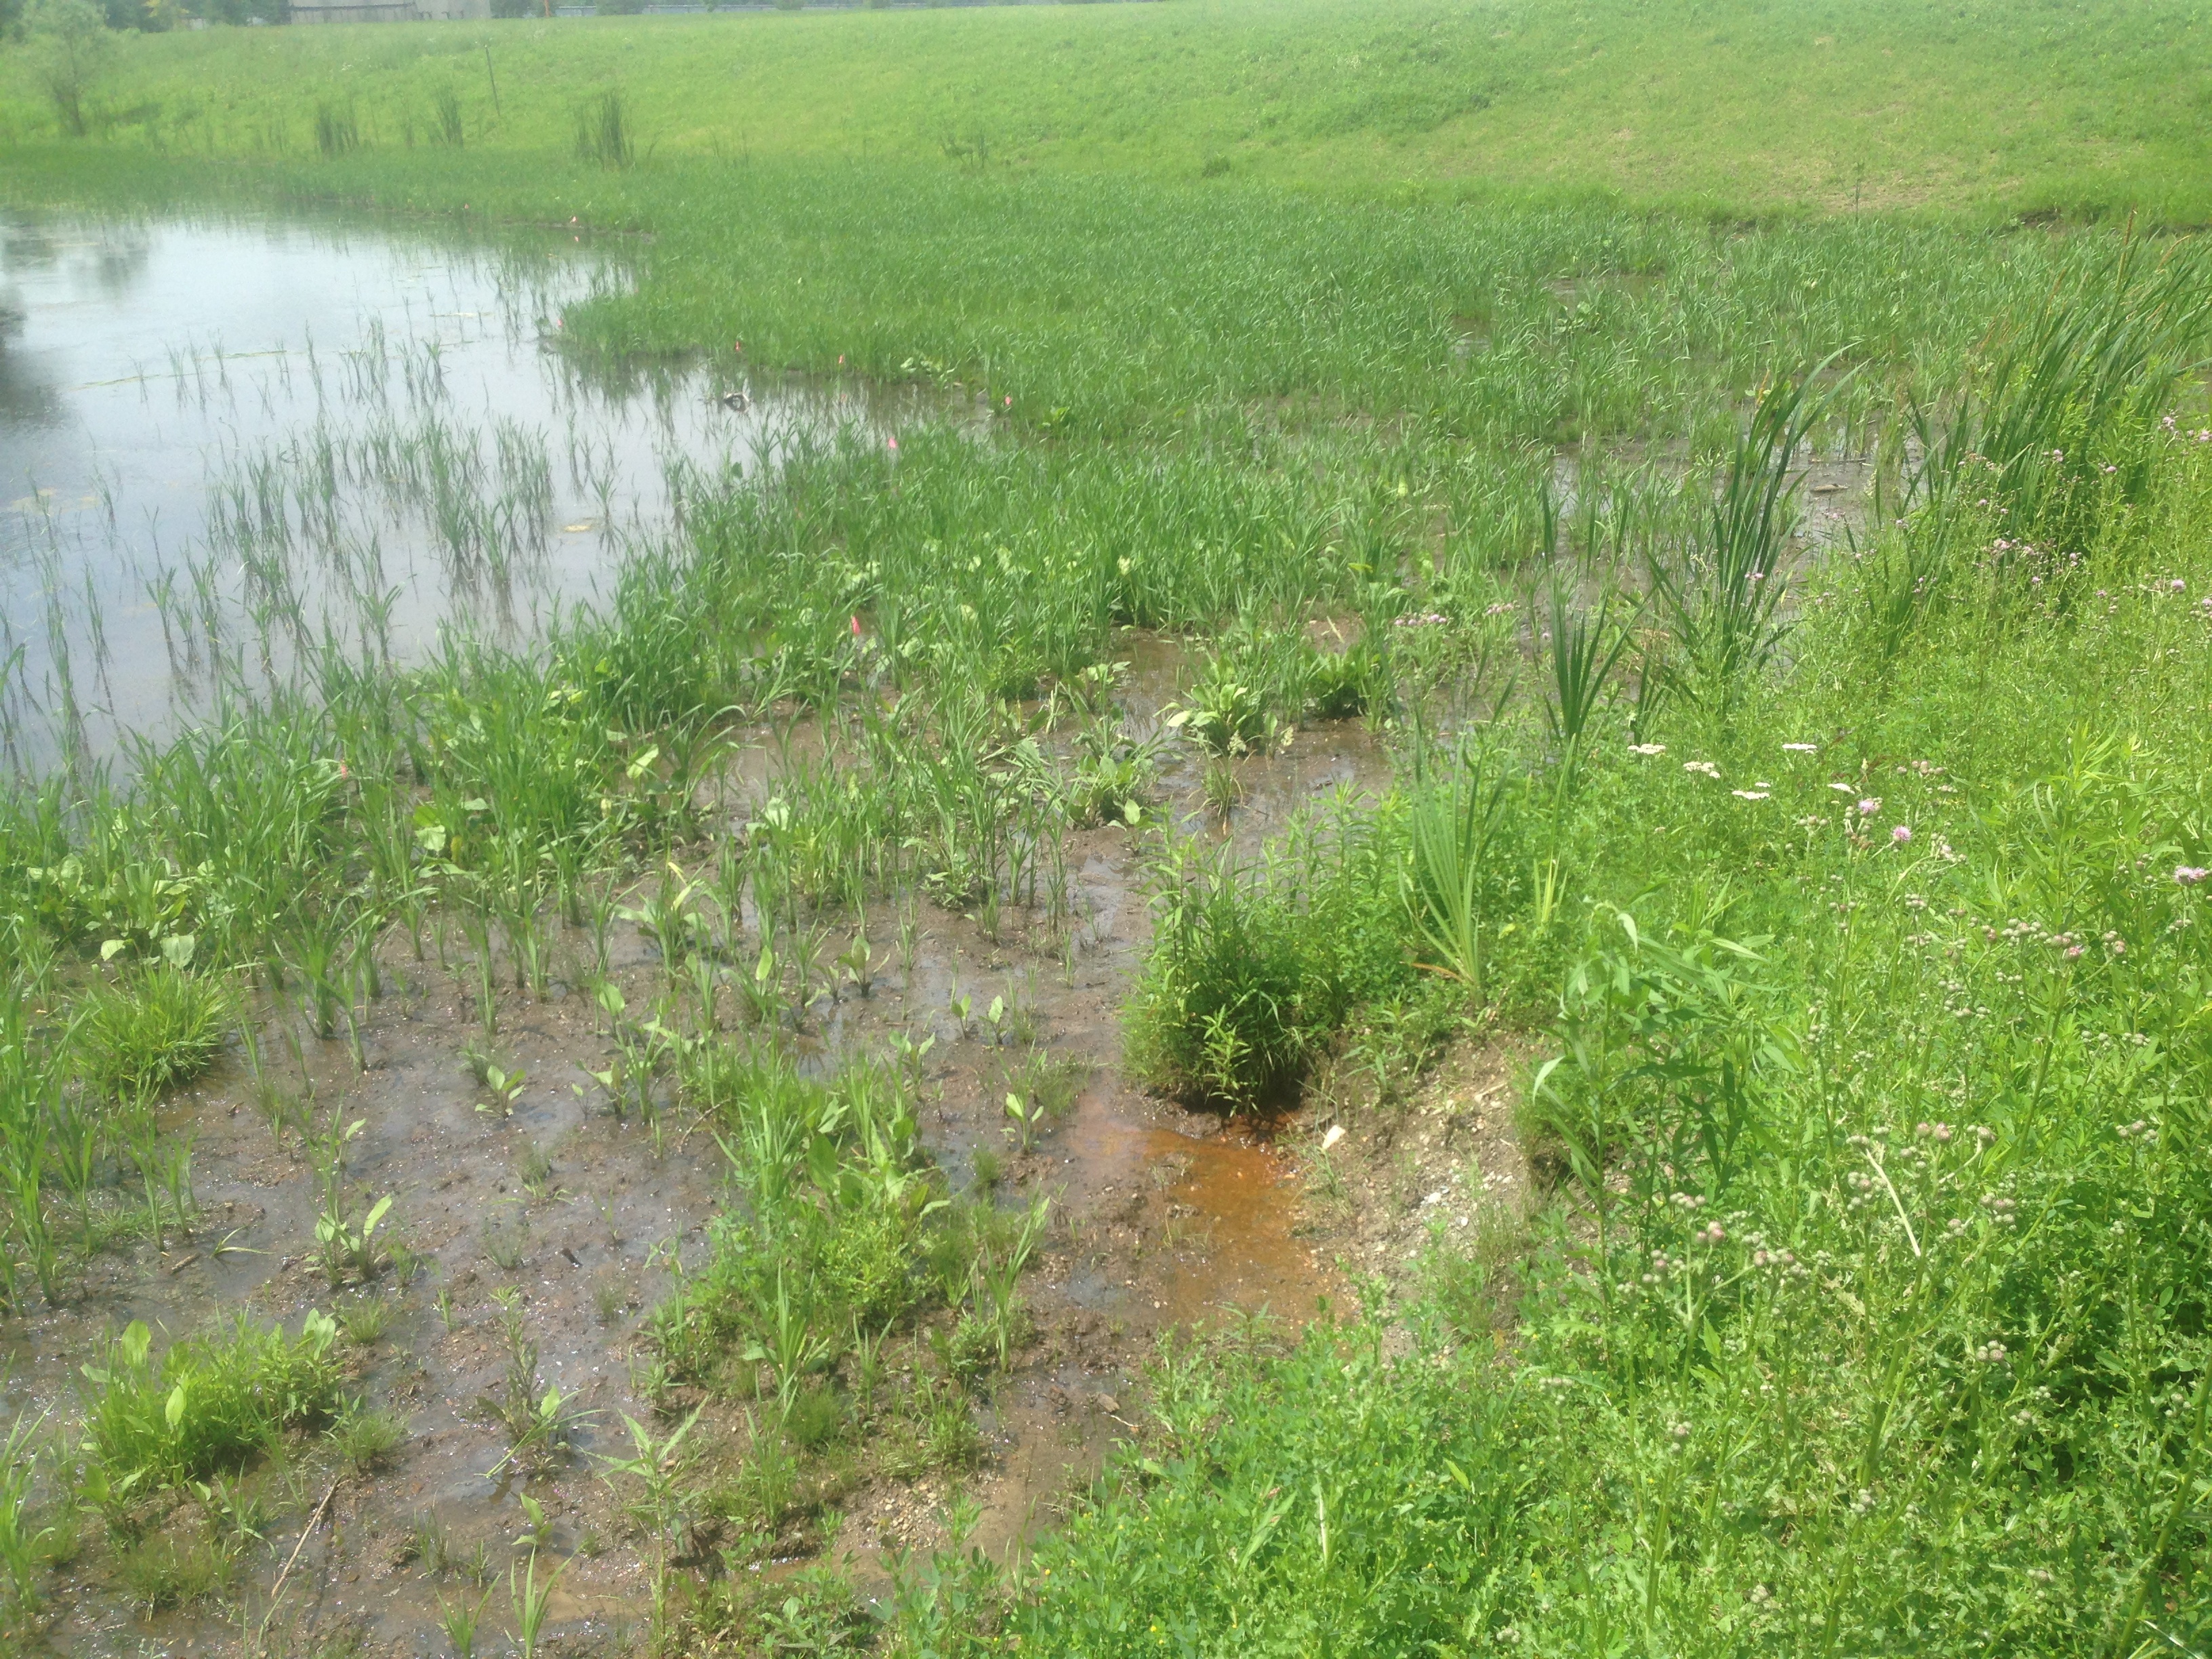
[{"x1": 6, "y1": 0, "x2": 2212, "y2": 218}]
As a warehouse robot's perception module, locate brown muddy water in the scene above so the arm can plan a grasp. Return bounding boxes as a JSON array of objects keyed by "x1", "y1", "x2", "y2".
[{"x1": 2, "y1": 645, "x2": 1400, "y2": 1657}]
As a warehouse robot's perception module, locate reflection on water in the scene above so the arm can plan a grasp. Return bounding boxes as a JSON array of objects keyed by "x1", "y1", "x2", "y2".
[{"x1": 0, "y1": 211, "x2": 895, "y2": 773}]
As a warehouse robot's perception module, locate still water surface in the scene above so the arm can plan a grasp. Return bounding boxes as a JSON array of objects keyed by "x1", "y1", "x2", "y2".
[{"x1": 0, "y1": 211, "x2": 877, "y2": 771}]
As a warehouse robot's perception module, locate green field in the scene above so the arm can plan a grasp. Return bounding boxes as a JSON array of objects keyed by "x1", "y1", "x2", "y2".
[
  {"x1": 3, "y1": 0, "x2": 2212, "y2": 1653},
  {"x1": 9, "y1": 0, "x2": 2212, "y2": 217}
]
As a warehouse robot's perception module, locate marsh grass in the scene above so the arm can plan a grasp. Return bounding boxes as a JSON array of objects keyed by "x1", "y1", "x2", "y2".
[
  {"x1": 117, "y1": 1533, "x2": 233, "y2": 1614},
  {"x1": 1401, "y1": 754, "x2": 1519, "y2": 997},
  {"x1": 73, "y1": 966, "x2": 232, "y2": 1103},
  {"x1": 339, "y1": 1292, "x2": 394, "y2": 1347},
  {"x1": 0, "y1": 1412, "x2": 55, "y2": 1615},
  {"x1": 432, "y1": 85, "x2": 466, "y2": 150},
  {"x1": 573, "y1": 90, "x2": 632, "y2": 170},
  {"x1": 312, "y1": 101, "x2": 360, "y2": 161},
  {"x1": 482, "y1": 1214, "x2": 527, "y2": 1273},
  {"x1": 330, "y1": 1401, "x2": 407, "y2": 1473},
  {"x1": 81, "y1": 1314, "x2": 344, "y2": 1498},
  {"x1": 1127, "y1": 813, "x2": 1414, "y2": 1108},
  {"x1": 404, "y1": 1509, "x2": 455, "y2": 1577},
  {"x1": 1645, "y1": 364, "x2": 1832, "y2": 706},
  {"x1": 438, "y1": 1588, "x2": 489, "y2": 1659},
  {"x1": 1540, "y1": 584, "x2": 1632, "y2": 753}
]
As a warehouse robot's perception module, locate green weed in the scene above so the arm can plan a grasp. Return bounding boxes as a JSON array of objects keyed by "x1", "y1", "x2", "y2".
[
  {"x1": 81, "y1": 1313, "x2": 342, "y2": 1498},
  {"x1": 72, "y1": 966, "x2": 232, "y2": 1102},
  {"x1": 117, "y1": 1533, "x2": 233, "y2": 1614},
  {"x1": 331, "y1": 1401, "x2": 407, "y2": 1473}
]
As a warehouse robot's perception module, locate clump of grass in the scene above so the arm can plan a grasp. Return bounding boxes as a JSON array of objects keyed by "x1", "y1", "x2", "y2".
[
  {"x1": 516, "y1": 1141, "x2": 555, "y2": 1201},
  {"x1": 656, "y1": 1048, "x2": 956, "y2": 1389},
  {"x1": 878, "y1": 1374, "x2": 983, "y2": 1481},
  {"x1": 1645, "y1": 362, "x2": 1832, "y2": 707},
  {"x1": 117, "y1": 1534, "x2": 233, "y2": 1614},
  {"x1": 0, "y1": 1412, "x2": 56, "y2": 1618},
  {"x1": 431, "y1": 84, "x2": 466, "y2": 149},
  {"x1": 331, "y1": 1401, "x2": 407, "y2": 1473},
  {"x1": 73, "y1": 966, "x2": 232, "y2": 1101},
  {"x1": 1304, "y1": 642, "x2": 1385, "y2": 720},
  {"x1": 590, "y1": 1267, "x2": 633, "y2": 1326},
  {"x1": 1165, "y1": 657, "x2": 1268, "y2": 757},
  {"x1": 1067, "y1": 720, "x2": 1160, "y2": 829},
  {"x1": 80, "y1": 1314, "x2": 343, "y2": 1496},
  {"x1": 340, "y1": 1292, "x2": 394, "y2": 1347},
  {"x1": 439, "y1": 1588, "x2": 489, "y2": 1659},
  {"x1": 1126, "y1": 811, "x2": 1414, "y2": 1109},
  {"x1": 996, "y1": 1046, "x2": 1084, "y2": 1150},
  {"x1": 1126, "y1": 847, "x2": 1313, "y2": 1108},
  {"x1": 1401, "y1": 754, "x2": 1519, "y2": 999},
  {"x1": 693, "y1": 1551, "x2": 868, "y2": 1654},
  {"x1": 403, "y1": 1509, "x2": 455, "y2": 1576},
  {"x1": 312, "y1": 99, "x2": 359, "y2": 159},
  {"x1": 1200, "y1": 756, "x2": 1244, "y2": 820},
  {"x1": 483, "y1": 1216, "x2": 528, "y2": 1273},
  {"x1": 574, "y1": 89, "x2": 633, "y2": 169}
]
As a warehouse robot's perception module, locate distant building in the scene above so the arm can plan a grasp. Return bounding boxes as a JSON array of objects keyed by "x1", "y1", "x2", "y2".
[{"x1": 291, "y1": 0, "x2": 489, "y2": 20}]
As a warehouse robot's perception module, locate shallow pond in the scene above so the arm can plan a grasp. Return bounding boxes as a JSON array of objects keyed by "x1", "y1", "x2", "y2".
[{"x1": 0, "y1": 210, "x2": 903, "y2": 771}]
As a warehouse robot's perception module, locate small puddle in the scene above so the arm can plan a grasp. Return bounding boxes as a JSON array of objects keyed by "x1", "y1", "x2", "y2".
[{"x1": 1055, "y1": 1091, "x2": 1330, "y2": 1327}]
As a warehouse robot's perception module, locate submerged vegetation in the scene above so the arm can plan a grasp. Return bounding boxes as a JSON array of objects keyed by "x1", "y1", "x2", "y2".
[{"x1": 1, "y1": 0, "x2": 2211, "y2": 1651}]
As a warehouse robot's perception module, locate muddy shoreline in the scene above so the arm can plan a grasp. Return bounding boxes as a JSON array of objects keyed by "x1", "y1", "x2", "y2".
[{"x1": 0, "y1": 662, "x2": 1495, "y2": 1656}]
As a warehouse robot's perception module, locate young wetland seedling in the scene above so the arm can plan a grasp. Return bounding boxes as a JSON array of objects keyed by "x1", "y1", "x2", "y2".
[
  {"x1": 439, "y1": 1587, "x2": 490, "y2": 1659},
  {"x1": 508, "y1": 1549, "x2": 567, "y2": 1659},
  {"x1": 475, "y1": 1063, "x2": 527, "y2": 1120},
  {"x1": 1403, "y1": 754, "x2": 1515, "y2": 1001},
  {"x1": 316, "y1": 1191, "x2": 394, "y2": 1287},
  {"x1": 1004, "y1": 1091, "x2": 1049, "y2": 1152},
  {"x1": 591, "y1": 1404, "x2": 702, "y2": 1624},
  {"x1": 478, "y1": 1293, "x2": 592, "y2": 1479},
  {"x1": 306, "y1": 1110, "x2": 392, "y2": 1286},
  {"x1": 742, "y1": 1269, "x2": 836, "y2": 1425},
  {"x1": 512, "y1": 1492, "x2": 555, "y2": 1553},
  {"x1": 0, "y1": 1411, "x2": 54, "y2": 1618}
]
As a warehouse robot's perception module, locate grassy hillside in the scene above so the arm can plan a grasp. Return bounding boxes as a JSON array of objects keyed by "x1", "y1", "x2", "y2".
[{"x1": 7, "y1": 0, "x2": 2212, "y2": 218}]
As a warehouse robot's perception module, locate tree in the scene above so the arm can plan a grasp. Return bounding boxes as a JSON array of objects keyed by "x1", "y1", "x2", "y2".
[{"x1": 24, "y1": 0, "x2": 117, "y2": 136}]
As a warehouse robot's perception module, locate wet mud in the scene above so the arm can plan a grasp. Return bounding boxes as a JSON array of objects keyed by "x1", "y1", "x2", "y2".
[{"x1": 4, "y1": 646, "x2": 1425, "y2": 1656}]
